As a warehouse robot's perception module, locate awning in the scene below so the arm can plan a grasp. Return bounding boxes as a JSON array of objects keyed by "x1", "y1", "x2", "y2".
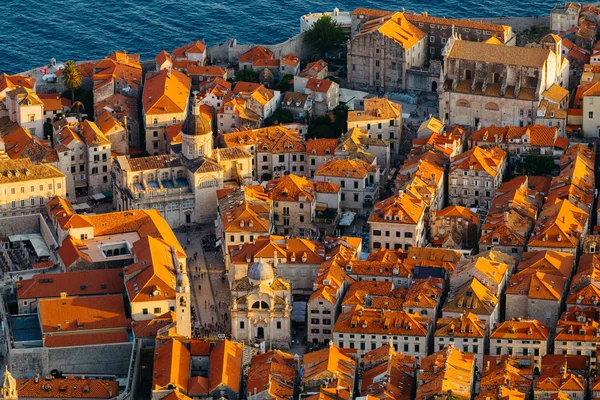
[
  {"x1": 91, "y1": 193, "x2": 105, "y2": 201},
  {"x1": 8, "y1": 234, "x2": 50, "y2": 258},
  {"x1": 72, "y1": 203, "x2": 91, "y2": 211},
  {"x1": 102, "y1": 191, "x2": 113, "y2": 198}
]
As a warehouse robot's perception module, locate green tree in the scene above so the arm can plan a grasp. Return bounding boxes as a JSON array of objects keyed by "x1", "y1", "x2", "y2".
[
  {"x1": 235, "y1": 69, "x2": 259, "y2": 83},
  {"x1": 304, "y1": 15, "x2": 347, "y2": 56},
  {"x1": 275, "y1": 75, "x2": 294, "y2": 92},
  {"x1": 62, "y1": 60, "x2": 82, "y2": 103},
  {"x1": 264, "y1": 107, "x2": 294, "y2": 126},
  {"x1": 332, "y1": 103, "x2": 349, "y2": 135}
]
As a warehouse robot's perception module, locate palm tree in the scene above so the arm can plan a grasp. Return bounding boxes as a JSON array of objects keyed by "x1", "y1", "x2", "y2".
[
  {"x1": 71, "y1": 101, "x2": 85, "y2": 123},
  {"x1": 62, "y1": 60, "x2": 82, "y2": 103}
]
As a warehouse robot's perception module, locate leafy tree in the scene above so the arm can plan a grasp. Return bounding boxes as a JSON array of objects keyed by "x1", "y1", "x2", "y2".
[
  {"x1": 332, "y1": 103, "x2": 349, "y2": 135},
  {"x1": 521, "y1": 155, "x2": 556, "y2": 176},
  {"x1": 304, "y1": 15, "x2": 347, "y2": 56},
  {"x1": 264, "y1": 107, "x2": 294, "y2": 126},
  {"x1": 275, "y1": 75, "x2": 294, "y2": 92},
  {"x1": 235, "y1": 69, "x2": 259, "y2": 83},
  {"x1": 62, "y1": 60, "x2": 82, "y2": 103}
]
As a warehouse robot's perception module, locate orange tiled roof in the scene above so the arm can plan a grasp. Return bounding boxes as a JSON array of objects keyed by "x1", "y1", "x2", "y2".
[
  {"x1": 405, "y1": 12, "x2": 510, "y2": 33},
  {"x1": 517, "y1": 250, "x2": 574, "y2": 278},
  {"x1": 417, "y1": 345, "x2": 475, "y2": 400},
  {"x1": 17, "y1": 268, "x2": 124, "y2": 300},
  {"x1": 302, "y1": 344, "x2": 356, "y2": 391},
  {"x1": 44, "y1": 330, "x2": 129, "y2": 347},
  {"x1": 265, "y1": 174, "x2": 340, "y2": 202},
  {"x1": 93, "y1": 51, "x2": 142, "y2": 90},
  {"x1": 506, "y1": 270, "x2": 566, "y2": 301},
  {"x1": 369, "y1": 192, "x2": 425, "y2": 225},
  {"x1": 153, "y1": 339, "x2": 191, "y2": 392},
  {"x1": 17, "y1": 376, "x2": 118, "y2": 399},
  {"x1": 133, "y1": 311, "x2": 175, "y2": 338},
  {"x1": 38, "y1": 294, "x2": 128, "y2": 333},
  {"x1": 528, "y1": 199, "x2": 588, "y2": 249},
  {"x1": 348, "y1": 97, "x2": 401, "y2": 122},
  {"x1": 450, "y1": 146, "x2": 506, "y2": 177},
  {"x1": 248, "y1": 350, "x2": 296, "y2": 399},
  {"x1": 357, "y1": 13, "x2": 426, "y2": 50},
  {"x1": 172, "y1": 40, "x2": 206, "y2": 59},
  {"x1": 436, "y1": 312, "x2": 487, "y2": 339},
  {"x1": 306, "y1": 78, "x2": 334, "y2": 93},
  {"x1": 238, "y1": 46, "x2": 273, "y2": 64},
  {"x1": 229, "y1": 235, "x2": 326, "y2": 265},
  {"x1": 361, "y1": 351, "x2": 417, "y2": 400},
  {"x1": 334, "y1": 307, "x2": 430, "y2": 336},
  {"x1": 209, "y1": 339, "x2": 244, "y2": 393},
  {"x1": 143, "y1": 69, "x2": 191, "y2": 115},
  {"x1": 444, "y1": 278, "x2": 498, "y2": 316},
  {"x1": 490, "y1": 319, "x2": 550, "y2": 340}
]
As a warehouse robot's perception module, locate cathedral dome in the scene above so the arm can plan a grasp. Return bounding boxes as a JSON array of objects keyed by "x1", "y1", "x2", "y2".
[
  {"x1": 182, "y1": 100, "x2": 211, "y2": 136},
  {"x1": 248, "y1": 258, "x2": 274, "y2": 283}
]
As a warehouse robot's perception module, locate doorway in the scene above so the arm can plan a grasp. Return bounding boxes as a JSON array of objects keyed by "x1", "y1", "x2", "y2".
[
  {"x1": 257, "y1": 327, "x2": 264, "y2": 339},
  {"x1": 431, "y1": 81, "x2": 437, "y2": 92}
]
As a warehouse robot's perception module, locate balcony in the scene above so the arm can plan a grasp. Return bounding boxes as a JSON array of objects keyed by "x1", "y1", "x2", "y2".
[{"x1": 365, "y1": 184, "x2": 377, "y2": 192}]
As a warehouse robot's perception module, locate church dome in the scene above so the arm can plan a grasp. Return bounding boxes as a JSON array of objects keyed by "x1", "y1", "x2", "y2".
[
  {"x1": 248, "y1": 258, "x2": 274, "y2": 282},
  {"x1": 182, "y1": 100, "x2": 211, "y2": 136}
]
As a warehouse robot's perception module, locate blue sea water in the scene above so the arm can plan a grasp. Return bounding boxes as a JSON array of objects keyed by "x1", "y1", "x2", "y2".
[{"x1": 1, "y1": 0, "x2": 554, "y2": 74}]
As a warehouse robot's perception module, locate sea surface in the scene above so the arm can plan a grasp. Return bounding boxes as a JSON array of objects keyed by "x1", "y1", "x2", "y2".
[{"x1": 1, "y1": 0, "x2": 553, "y2": 74}]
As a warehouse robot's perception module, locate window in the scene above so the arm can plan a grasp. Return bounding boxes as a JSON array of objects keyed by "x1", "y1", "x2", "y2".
[
  {"x1": 590, "y1": 112, "x2": 594, "y2": 119},
  {"x1": 404, "y1": 232, "x2": 413, "y2": 238},
  {"x1": 375, "y1": 60, "x2": 380, "y2": 67},
  {"x1": 373, "y1": 230, "x2": 381, "y2": 236},
  {"x1": 430, "y1": 36, "x2": 435, "y2": 42},
  {"x1": 154, "y1": 307, "x2": 162, "y2": 314},
  {"x1": 300, "y1": 215, "x2": 304, "y2": 223},
  {"x1": 276, "y1": 321, "x2": 281, "y2": 329},
  {"x1": 353, "y1": 194, "x2": 358, "y2": 202},
  {"x1": 279, "y1": 155, "x2": 284, "y2": 162},
  {"x1": 28, "y1": 114, "x2": 35, "y2": 122},
  {"x1": 340, "y1": 180, "x2": 345, "y2": 188},
  {"x1": 30, "y1": 199, "x2": 35, "y2": 206},
  {"x1": 240, "y1": 321, "x2": 245, "y2": 329},
  {"x1": 153, "y1": 131, "x2": 158, "y2": 137},
  {"x1": 354, "y1": 181, "x2": 358, "y2": 189},
  {"x1": 142, "y1": 308, "x2": 148, "y2": 315}
]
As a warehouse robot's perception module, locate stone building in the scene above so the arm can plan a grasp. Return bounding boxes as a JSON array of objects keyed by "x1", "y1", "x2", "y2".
[
  {"x1": 347, "y1": 12, "x2": 427, "y2": 92},
  {"x1": 0, "y1": 159, "x2": 66, "y2": 217},
  {"x1": 368, "y1": 191, "x2": 427, "y2": 252},
  {"x1": 4, "y1": 87, "x2": 44, "y2": 139},
  {"x1": 113, "y1": 100, "x2": 252, "y2": 227},
  {"x1": 429, "y1": 205, "x2": 480, "y2": 250},
  {"x1": 93, "y1": 51, "x2": 142, "y2": 103},
  {"x1": 551, "y1": 3, "x2": 582, "y2": 34},
  {"x1": 449, "y1": 146, "x2": 507, "y2": 211},
  {"x1": 439, "y1": 34, "x2": 569, "y2": 128},
  {"x1": 230, "y1": 258, "x2": 292, "y2": 349},
  {"x1": 142, "y1": 69, "x2": 191, "y2": 155},
  {"x1": 405, "y1": 12, "x2": 515, "y2": 60},
  {"x1": 347, "y1": 97, "x2": 402, "y2": 164}
]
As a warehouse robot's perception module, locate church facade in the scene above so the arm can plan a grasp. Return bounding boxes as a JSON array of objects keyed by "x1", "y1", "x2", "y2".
[{"x1": 230, "y1": 258, "x2": 292, "y2": 349}]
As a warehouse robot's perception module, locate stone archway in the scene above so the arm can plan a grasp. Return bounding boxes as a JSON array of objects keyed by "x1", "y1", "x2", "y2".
[{"x1": 257, "y1": 326, "x2": 265, "y2": 339}]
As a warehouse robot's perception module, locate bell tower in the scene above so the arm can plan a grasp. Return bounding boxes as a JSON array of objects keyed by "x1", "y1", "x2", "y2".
[
  {"x1": 173, "y1": 247, "x2": 191, "y2": 338},
  {"x1": 2, "y1": 366, "x2": 17, "y2": 400}
]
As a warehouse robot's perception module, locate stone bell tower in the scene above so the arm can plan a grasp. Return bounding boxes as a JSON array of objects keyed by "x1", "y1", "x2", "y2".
[
  {"x1": 2, "y1": 366, "x2": 17, "y2": 400},
  {"x1": 173, "y1": 247, "x2": 191, "y2": 338}
]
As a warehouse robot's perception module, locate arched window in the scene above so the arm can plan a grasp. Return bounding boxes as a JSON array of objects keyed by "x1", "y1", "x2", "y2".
[
  {"x1": 172, "y1": 117, "x2": 177, "y2": 124},
  {"x1": 153, "y1": 118, "x2": 158, "y2": 125},
  {"x1": 113, "y1": 248, "x2": 120, "y2": 256},
  {"x1": 147, "y1": 173, "x2": 154, "y2": 181},
  {"x1": 456, "y1": 99, "x2": 471, "y2": 108},
  {"x1": 200, "y1": 176, "x2": 217, "y2": 188},
  {"x1": 465, "y1": 70, "x2": 472, "y2": 80},
  {"x1": 162, "y1": 172, "x2": 169, "y2": 180},
  {"x1": 106, "y1": 249, "x2": 113, "y2": 257},
  {"x1": 485, "y1": 102, "x2": 500, "y2": 111},
  {"x1": 133, "y1": 175, "x2": 140, "y2": 184},
  {"x1": 251, "y1": 301, "x2": 270, "y2": 309}
]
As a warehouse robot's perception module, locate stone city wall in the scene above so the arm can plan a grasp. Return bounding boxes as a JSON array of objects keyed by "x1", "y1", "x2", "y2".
[{"x1": 9, "y1": 342, "x2": 133, "y2": 377}]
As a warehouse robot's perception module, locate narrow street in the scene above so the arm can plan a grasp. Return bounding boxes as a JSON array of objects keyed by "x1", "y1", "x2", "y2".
[{"x1": 175, "y1": 226, "x2": 231, "y2": 339}]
